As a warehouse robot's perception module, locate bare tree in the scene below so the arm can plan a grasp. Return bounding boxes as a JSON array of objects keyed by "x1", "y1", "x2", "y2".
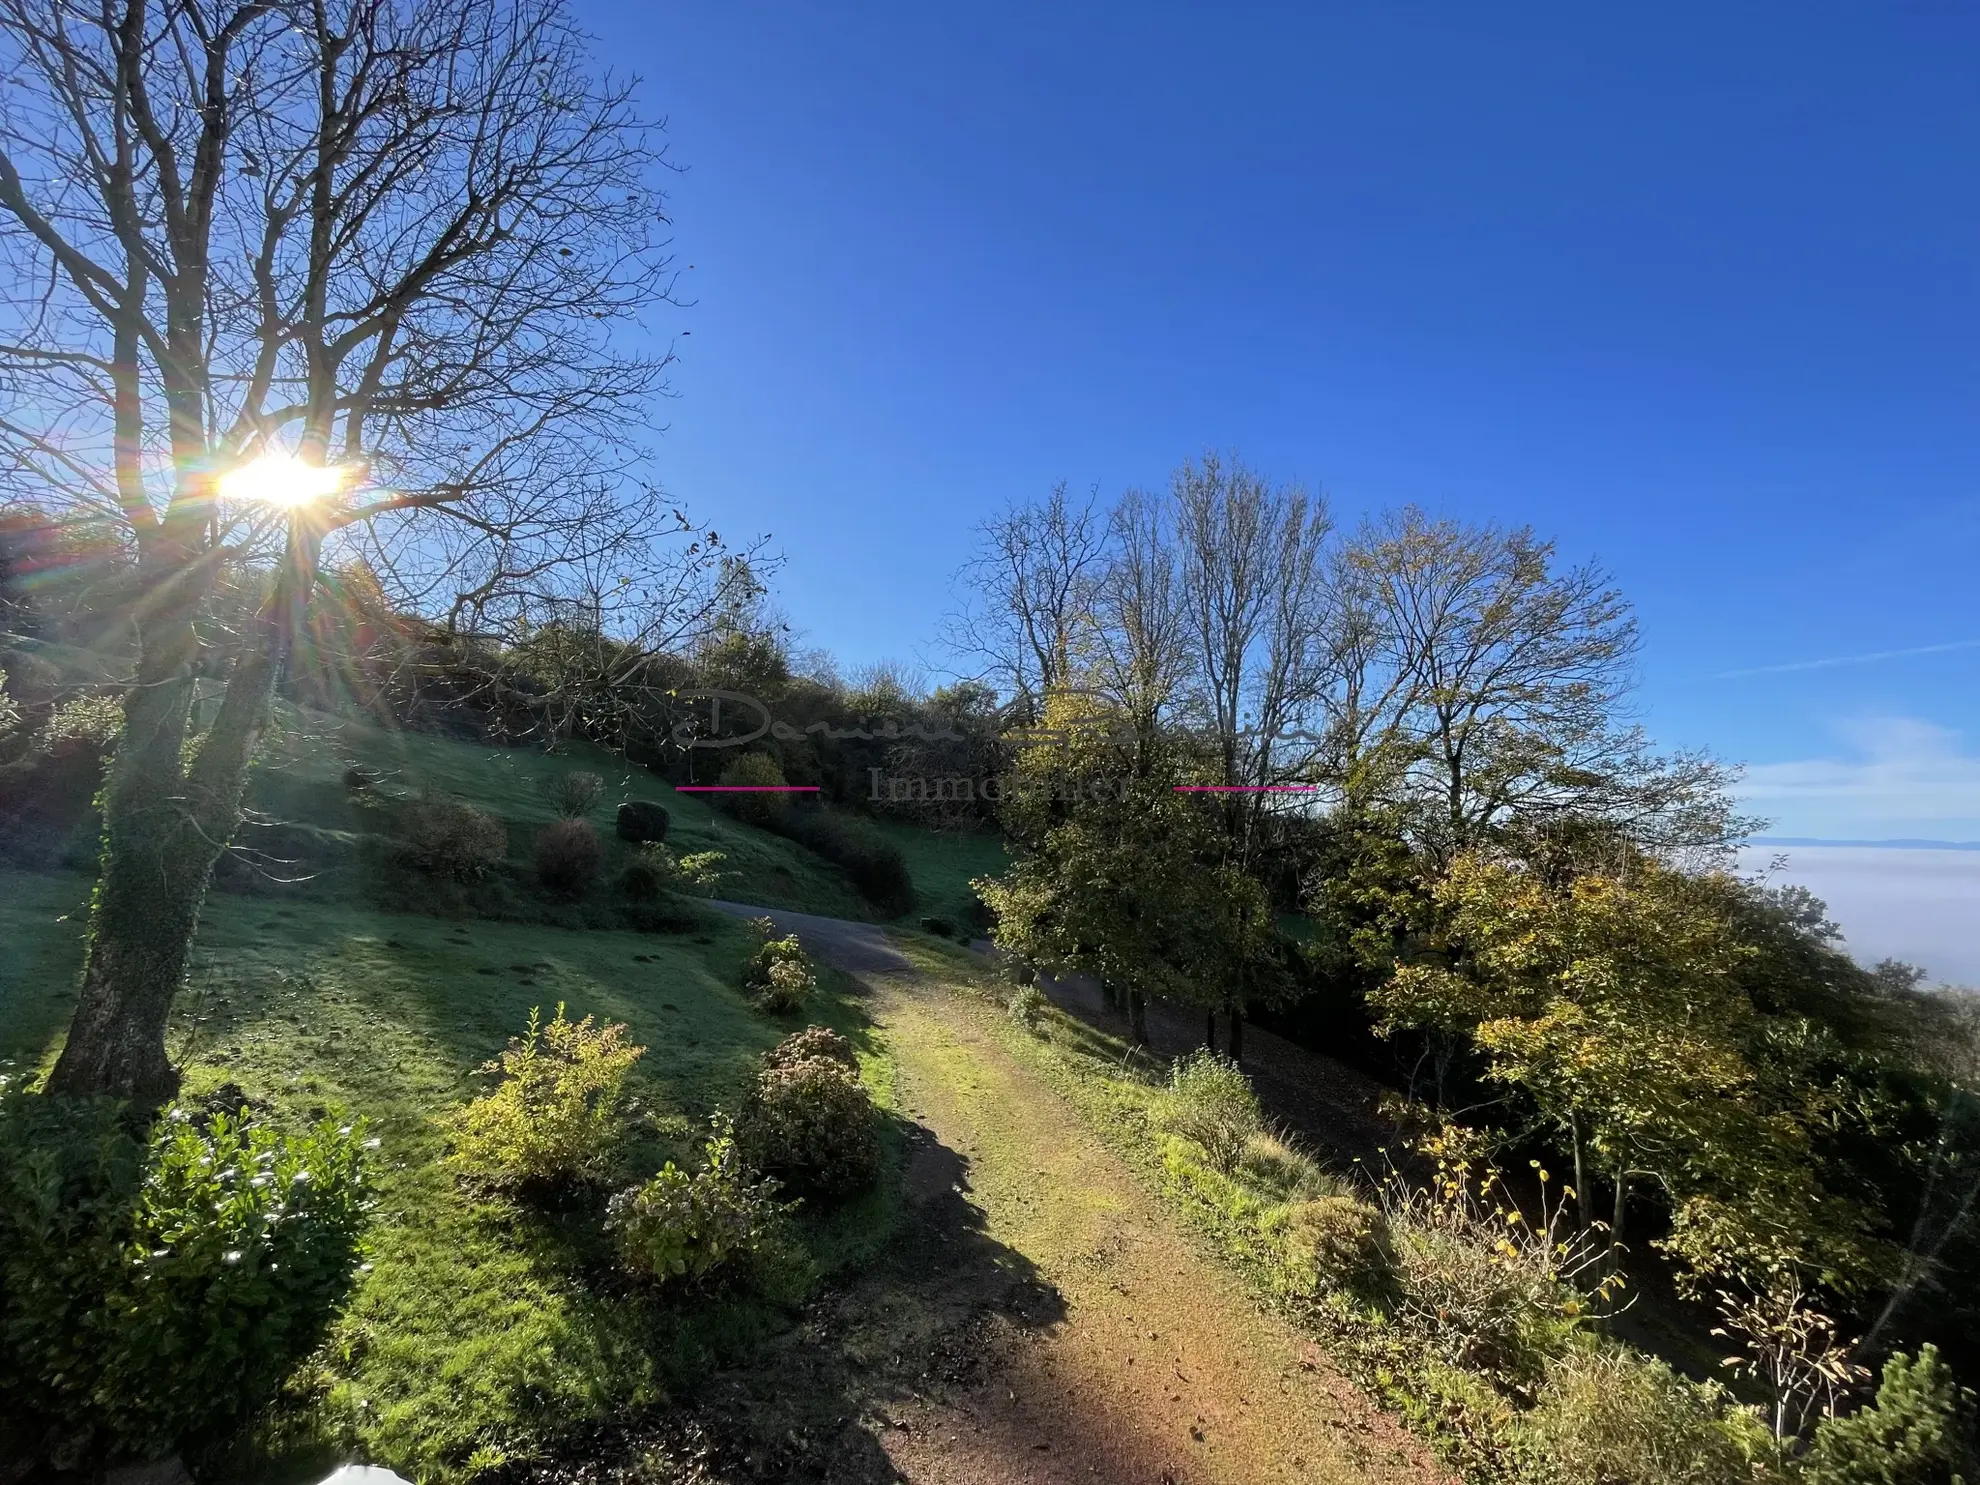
[
  {"x1": 946, "y1": 481, "x2": 1106, "y2": 716},
  {"x1": 1089, "y1": 486, "x2": 1188, "y2": 764},
  {"x1": 0, "y1": 0, "x2": 688, "y2": 1094},
  {"x1": 1172, "y1": 452, "x2": 1333, "y2": 862},
  {"x1": 1333, "y1": 508, "x2": 1644, "y2": 860}
]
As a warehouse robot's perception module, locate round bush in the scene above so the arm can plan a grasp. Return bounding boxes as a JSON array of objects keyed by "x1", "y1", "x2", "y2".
[
  {"x1": 766, "y1": 1025, "x2": 859, "y2": 1072},
  {"x1": 535, "y1": 817, "x2": 602, "y2": 897},
  {"x1": 609, "y1": 1124, "x2": 778, "y2": 1288},
  {"x1": 1155, "y1": 1051, "x2": 1262, "y2": 1173},
  {"x1": 1267, "y1": 1195, "x2": 1388, "y2": 1299},
  {"x1": 395, "y1": 797, "x2": 507, "y2": 881},
  {"x1": 1518, "y1": 1346, "x2": 1759, "y2": 1485},
  {"x1": 736, "y1": 1054, "x2": 878, "y2": 1201},
  {"x1": 717, "y1": 752, "x2": 791, "y2": 827},
  {"x1": 616, "y1": 799, "x2": 671, "y2": 843}
]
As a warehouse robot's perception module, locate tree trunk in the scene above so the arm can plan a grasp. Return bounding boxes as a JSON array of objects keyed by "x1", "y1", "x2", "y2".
[
  {"x1": 1228, "y1": 1006, "x2": 1244, "y2": 1066},
  {"x1": 1206, "y1": 1008, "x2": 1218, "y2": 1050},
  {"x1": 1610, "y1": 1168, "x2": 1628, "y2": 1264},
  {"x1": 1570, "y1": 1112, "x2": 1590, "y2": 1232},
  {"x1": 1128, "y1": 989, "x2": 1149, "y2": 1046},
  {"x1": 48, "y1": 545, "x2": 290, "y2": 1097}
]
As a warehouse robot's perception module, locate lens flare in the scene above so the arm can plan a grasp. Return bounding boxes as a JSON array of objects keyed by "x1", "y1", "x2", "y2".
[{"x1": 219, "y1": 453, "x2": 349, "y2": 509}]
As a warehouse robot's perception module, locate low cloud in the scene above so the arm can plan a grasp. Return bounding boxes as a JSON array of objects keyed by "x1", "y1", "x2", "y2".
[{"x1": 1738, "y1": 718, "x2": 1980, "y2": 841}]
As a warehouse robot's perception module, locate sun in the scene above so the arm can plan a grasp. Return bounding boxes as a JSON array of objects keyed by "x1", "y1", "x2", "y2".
[{"x1": 219, "y1": 453, "x2": 350, "y2": 509}]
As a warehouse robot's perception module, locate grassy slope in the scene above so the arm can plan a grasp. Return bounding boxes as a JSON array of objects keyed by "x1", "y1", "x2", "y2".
[
  {"x1": 0, "y1": 872, "x2": 904, "y2": 1482},
  {"x1": 0, "y1": 719, "x2": 1014, "y2": 1476},
  {"x1": 248, "y1": 713, "x2": 880, "y2": 922},
  {"x1": 870, "y1": 818, "x2": 1010, "y2": 927}
]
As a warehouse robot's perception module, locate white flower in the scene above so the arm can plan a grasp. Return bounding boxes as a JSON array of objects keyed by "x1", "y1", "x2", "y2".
[{"x1": 223, "y1": 1250, "x2": 243, "y2": 1264}]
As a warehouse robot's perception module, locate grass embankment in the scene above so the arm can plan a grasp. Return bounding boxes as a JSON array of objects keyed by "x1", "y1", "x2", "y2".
[
  {"x1": 241, "y1": 714, "x2": 881, "y2": 922},
  {"x1": 869, "y1": 818, "x2": 1010, "y2": 928},
  {"x1": 0, "y1": 869, "x2": 905, "y2": 1482}
]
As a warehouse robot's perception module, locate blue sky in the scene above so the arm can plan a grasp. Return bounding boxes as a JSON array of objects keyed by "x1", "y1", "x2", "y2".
[{"x1": 577, "y1": 1, "x2": 1980, "y2": 842}]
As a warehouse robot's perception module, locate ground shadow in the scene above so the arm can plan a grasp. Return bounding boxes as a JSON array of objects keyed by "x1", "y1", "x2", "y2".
[
  {"x1": 1029, "y1": 963, "x2": 1406, "y2": 1171},
  {"x1": 485, "y1": 1119, "x2": 1069, "y2": 1485}
]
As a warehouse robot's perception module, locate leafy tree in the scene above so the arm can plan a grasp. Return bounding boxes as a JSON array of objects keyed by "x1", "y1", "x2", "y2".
[
  {"x1": 1374, "y1": 854, "x2": 1890, "y2": 1291},
  {"x1": 1804, "y1": 1346, "x2": 1978, "y2": 1485},
  {"x1": 977, "y1": 696, "x2": 1285, "y2": 1050}
]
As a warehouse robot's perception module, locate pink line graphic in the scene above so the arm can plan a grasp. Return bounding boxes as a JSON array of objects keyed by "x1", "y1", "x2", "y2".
[
  {"x1": 1173, "y1": 785, "x2": 1318, "y2": 792},
  {"x1": 674, "y1": 785, "x2": 821, "y2": 793}
]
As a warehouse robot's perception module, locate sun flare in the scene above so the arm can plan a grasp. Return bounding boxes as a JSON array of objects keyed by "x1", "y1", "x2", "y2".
[{"x1": 219, "y1": 453, "x2": 349, "y2": 509}]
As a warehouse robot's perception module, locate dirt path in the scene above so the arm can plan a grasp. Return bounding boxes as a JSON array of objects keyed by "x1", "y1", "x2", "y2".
[{"x1": 713, "y1": 905, "x2": 1450, "y2": 1485}]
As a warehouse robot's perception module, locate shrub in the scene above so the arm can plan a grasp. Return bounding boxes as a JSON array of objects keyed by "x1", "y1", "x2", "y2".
[
  {"x1": 609, "y1": 1120, "x2": 780, "y2": 1288},
  {"x1": 40, "y1": 692, "x2": 123, "y2": 746},
  {"x1": 1008, "y1": 983, "x2": 1047, "y2": 1030},
  {"x1": 394, "y1": 797, "x2": 507, "y2": 881},
  {"x1": 1265, "y1": 1195, "x2": 1388, "y2": 1300},
  {"x1": 741, "y1": 920, "x2": 814, "y2": 1009},
  {"x1": 539, "y1": 769, "x2": 604, "y2": 819},
  {"x1": 616, "y1": 799, "x2": 671, "y2": 842},
  {"x1": 535, "y1": 817, "x2": 602, "y2": 897},
  {"x1": 716, "y1": 752, "x2": 791, "y2": 827},
  {"x1": 756, "y1": 955, "x2": 814, "y2": 1014},
  {"x1": 1803, "y1": 1345, "x2": 1978, "y2": 1485},
  {"x1": 920, "y1": 915, "x2": 954, "y2": 937},
  {"x1": 0, "y1": 1092, "x2": 371, "y2": 1466},
  {"x1": 619, "y1": 843, "x2": 732, "y2": 903},
  {"x1": 735, "y1": 1046, "x2": 879, "y2": 1201},
  {"x1": 1377, "y1": 1129, "x2": 1617, "y2": 1390},
  {"x1": 444, "y1": 1004, "x2": 644, "y2": 1192},
  {"x1": 765, "y1": 1025, "x2": 860, "y2": 1072},
  {"x1": 780, "y1": 808, "x2": 915, "y2": 914},
  {"x1": 1518, "y1": 1346, "x2": 1764, "y2": 1485},
  {"x1": 1154, "y1": 1051, "x2": 1261, "y2": 1173},
  {"x1": 617, "y1": 851, "x2": 667, "y2": 903}
]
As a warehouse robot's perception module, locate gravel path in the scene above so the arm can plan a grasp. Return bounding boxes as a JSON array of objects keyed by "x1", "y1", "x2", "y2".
[{"x1": 710, "y1": 903, "x2": 1451, "y2": 1485}]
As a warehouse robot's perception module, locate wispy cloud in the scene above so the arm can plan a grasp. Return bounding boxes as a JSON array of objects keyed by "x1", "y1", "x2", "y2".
[
  {"x1": 1739, "y1": 718, "x2": 1980, "y2": 839},
  {"x1": 1714, "y1": 638, "x2": 1980, "y2": 680}
]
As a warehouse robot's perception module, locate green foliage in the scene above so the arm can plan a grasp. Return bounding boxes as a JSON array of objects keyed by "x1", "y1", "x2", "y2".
[
  {"x1": 618, "y1": 842, "x2": 732, "y2": 903},
  {"x1": 1376, "y1": 854, "x2": 1890, "y2": 1293},
  {"x1": 608, "y1": 1120, "x2": 781, "y2": 1287},
  {"x1": 534, "y1": 817, "x2": 602, "y2": 897},
  {"x1": 740, "y1": 920, "x2": 815, "y2": 1012},
  {"x1": 758, "y1": 955, "x2": 815, "y2": 1014},
  {"x1": 1265, "y1": 1195, "x2": 1389, "y2": 1300},
  {"x1": 976, "y1": 702, "x2": 1284, "y2": 1022},
  {"x1": 1007, "y1": 982, "x2": 1046, "y2": 1030},
  {"x1": 716, "y1": 752, "x2": 791, "y2": 827},
  {"x1": 40, "y1": 691, "x2": 124, "y2": 747},
  {"x1": 1803, "y1": 1346, "x2": 1978, "y2": 1485},
  {"x1": 776, "y1": 808, "x2": 916, "y2": 914},
  {"x1": 1154, "y1": 1050, "x2": 1262, "y2": 1173},
  {"x1": 537, "y1": 769, "x2": 603, "y2": 819},
  {"x1": 395, "y1": 797, "x2": 508, "y2": 881},
  {"x1": 1377, "y1": 1127, "x2": 1620, "y2": 1392},
  {"x1": 0, "y1": 1090, "x2": 371, "y2": 1464},
  {"x1": 443, "y1": 1003, "x2": 643, "y2": 1191},
  {"x1": 1516, "y1": 1346, "x2": 1768, "y2": 1485},
  {"x1": 736, "y1": 1032, "x2": 879, "y2": 1201}
]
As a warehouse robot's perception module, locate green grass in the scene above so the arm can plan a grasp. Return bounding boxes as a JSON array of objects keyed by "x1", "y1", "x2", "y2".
[
  {"x1": 871, "y1": 819, "x2": 1010, "y2": 927},
  {"x1": 245, "y1": 712, "x2": 880, "y2": 922},
  {"x1": 0, "y1": 869, "x2": 904, "y2": 1481}
]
